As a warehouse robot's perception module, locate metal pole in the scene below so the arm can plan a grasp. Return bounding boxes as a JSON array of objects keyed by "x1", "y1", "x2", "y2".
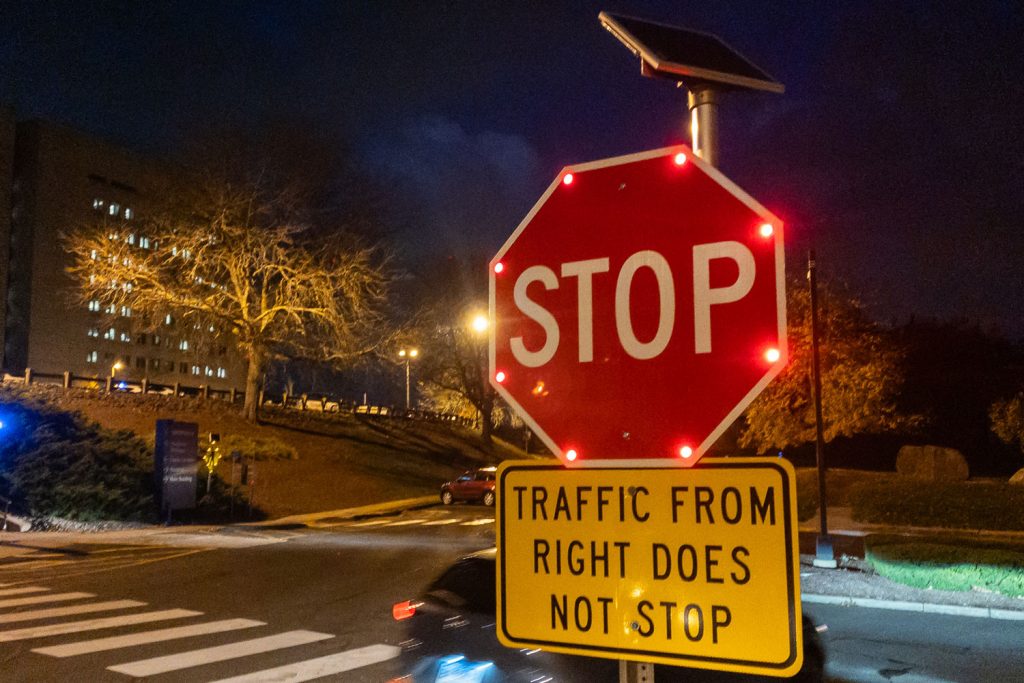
[
  {"x1": 404, "y1": 360, "x2": 411, "y2": 411},
  {"x1": 687, "y1": 86, "x2": 720, "y2": 166},
  {"x1": 808, "y1": 250, "x2": 836, "y2": 568}
]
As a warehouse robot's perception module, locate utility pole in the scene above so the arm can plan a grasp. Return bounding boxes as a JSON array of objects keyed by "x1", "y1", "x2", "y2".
[{"x1": 808, "y1": 250, "x2": 836, "y2": 568}]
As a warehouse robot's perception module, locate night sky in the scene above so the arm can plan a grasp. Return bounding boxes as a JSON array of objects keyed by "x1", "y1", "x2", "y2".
[{"x1": 2, "y1": 1, "x2": 1022, "y2": 338}]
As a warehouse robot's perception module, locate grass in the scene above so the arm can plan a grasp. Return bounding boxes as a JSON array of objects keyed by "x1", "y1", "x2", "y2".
[
  {"x1": 866, "y1": 538, "x2": 1024, "y2": 598},
  {"x1": 9, "y1": 384, "x2": 535, "y2": 520}
]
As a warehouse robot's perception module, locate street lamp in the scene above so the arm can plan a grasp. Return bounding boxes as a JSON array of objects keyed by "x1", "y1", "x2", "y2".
[
  {"x1": 111, "y1": 360, "x2": 124, "y2": 378},
  {"x1": 471, "y1": 313, "x2": 489, "y2": 335},
  {"x1": 398, "y1": 348, "x2": 419, "y2": 410}
]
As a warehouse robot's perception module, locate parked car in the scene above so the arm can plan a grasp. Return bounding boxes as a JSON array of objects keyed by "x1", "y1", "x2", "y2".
[
  {"x1": 393, "y1": 549, "x2": 825, "y2": 682},
  {"x1": 440, "y1": 467, "x2": 497, "y2": 506}
]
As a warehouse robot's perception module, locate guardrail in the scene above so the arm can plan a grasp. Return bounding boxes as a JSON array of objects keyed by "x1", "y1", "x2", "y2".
[{"x1": 3, "y1": 368, "x2": 475, "y2": 428}]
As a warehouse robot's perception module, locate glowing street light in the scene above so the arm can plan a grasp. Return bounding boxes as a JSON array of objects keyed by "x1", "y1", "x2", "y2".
[
  {"x1": 111, "y1": 360, "x2": 124, "y2": 378},
  {"x1": 398, "y1": 348, "x2": 420, "y2": 410},
  {"x1": 471, "y1": 314, "x2": 489, "y2": 334}
]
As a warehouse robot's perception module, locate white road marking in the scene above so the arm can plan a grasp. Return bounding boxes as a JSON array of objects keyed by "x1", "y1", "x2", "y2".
[
  {"x1": 421, "y1": 519, "x2": 459, "y2": 526},
  {"x1": 107, "y1": 630, "x2": 334, "y2": 677},
  {"x1": 33, "y1": 618, "x2": 265, "y2": 657},
  {"x1": 209, "y1": 643, "x2": 402, "y2": 682},
  {"x1": 0, "y1": 608, "x2": 200, "y2": 642},
  {"x1": 0, "y1": 591, "x2": 94, "y2": 609},
  {"x1": 460, "y1": 518, "x2": 494, "y2": 526},
  {"x1": 347, "y1": 519, "x2": 393, "y2": 527},
  {"x1": 383, "y1": 519, "x2": 427, "y2": 527},
  {"x1": 0, "y1": 586, "x2": 50, "y2": 597},
  {"x1": 0, "y1": 600, "x2": 146, "y2": 624}
]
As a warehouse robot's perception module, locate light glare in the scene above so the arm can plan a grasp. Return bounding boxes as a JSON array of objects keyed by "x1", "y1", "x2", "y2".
[
  {"x1": 759, "y1": 223, "x2": 774, "y2": 238},
  {"x1": 495, "y1": 371, "x2": 507, "y2": 383},
  {"x1": 566, "y1": 448, "x2": 578, "y2": 461},
  {"x1": 674, "y1": 152, "x2": 687, "y2": 166},
  {"x1": 679, "y1": 446, "x2": 694, "y2": 459},
  {"x1": 562, "y1": 173, "x2": 574, "y2": 185},
  {"x1": 765, "y1": 347, "x2": 781, "y2": 363},
  {"x1": 493, "y1": 262, "x2": 504, "y2": 274}
]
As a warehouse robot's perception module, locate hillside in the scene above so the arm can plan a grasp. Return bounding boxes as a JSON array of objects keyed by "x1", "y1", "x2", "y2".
[{"x1": 7, "y1": 385, "x2": 537, "y2": 519}]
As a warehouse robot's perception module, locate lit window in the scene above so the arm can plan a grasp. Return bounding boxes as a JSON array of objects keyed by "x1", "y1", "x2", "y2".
[
  {"x1": 164, "y1": 314, "x2": 173, "y2": 325},
  {"x1": 103, "y1": 328, "x2": 115, "y2": 340},
  {"x1": 179, "y1": 340, "x2": 189, "y2": 351},
  {"x1": 108, "y1": 232, "x2": 118, "y2": 240},
  {"x1": 90, "y1": 249, "x2": 98, "y2": 260},
  {"x1": 120, "y1": 332, "x2": 131, "y2": 343},
  {"x1": 126, "y1": 233, "x2": 136, "y2": 245},
  {"x1": 171, "y1": 246, "x2": 177, "y2": 256},
  {"x1": 152, "y1": 334, "x2": 161, "y2": 345},
  {"x1": 105, "y1": 303, "x2": 117, "y2": 314},
  {"x1": 216, "y1": 367, "x2": 227, "y2": 379},
  {"x1": 88, "y1": 274, "x2": 96, "y2": 284},
  {"x1": 124, "y1": 207, "x2": 133, "y2": 220},
  {"x1": 120, "y1": 306, "x2": 132, "y2": 317},
  {"x1": 86, "y1": 351, "x2": 98, "y2": 363},
  {"x1": 93, "y1": 199, "x2": 104, "y2": 210},
  {"x1": 191, "y1": 365, "x2": 201, "y2": 376},
  {"x1": 87, "y1": 327, "x2": 100, "y2": 338},
  {"x1": 108, "y1": 202, "x2": 120, "y2": 216},
  {"x1": 205, "y1": 366, "x2": 213, "y2": 377},
  {"x1": 88, "y1": 300, "x2": 101, "y2": 312},
  {"x1": 139, "y1": 236, "x2": 150, "y2": 249}
]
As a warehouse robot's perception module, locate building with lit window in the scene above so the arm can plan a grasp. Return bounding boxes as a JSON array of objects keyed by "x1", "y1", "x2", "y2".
[{"x1": 1, "y1": 115, "x2": 245, "y2": 389}]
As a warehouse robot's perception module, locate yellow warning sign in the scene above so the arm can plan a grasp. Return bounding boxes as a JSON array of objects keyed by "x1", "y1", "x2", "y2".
[{"x1": 496, "y1": 458, "x2": 802, "y2": 677}]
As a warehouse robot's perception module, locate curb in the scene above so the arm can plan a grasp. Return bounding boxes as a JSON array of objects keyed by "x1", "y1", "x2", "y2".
[{"x1": 803, "y1": 593, "x2": 1024, "y2": 620}]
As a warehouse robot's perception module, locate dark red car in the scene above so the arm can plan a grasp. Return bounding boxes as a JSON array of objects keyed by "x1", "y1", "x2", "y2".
[{"x1": 440, "y1": 467, "x2": 497, "y2": 506}]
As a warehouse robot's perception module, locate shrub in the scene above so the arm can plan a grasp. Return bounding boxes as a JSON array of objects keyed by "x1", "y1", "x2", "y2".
[
  {"x1": 218, "y1": 433, "x2": 298, "y2": 461},
  {"x1": 866, "y1": 540, "x2": 1024, "y2": 598},
  {"x1": 0, "y1": 392, "x2": 157, "y2": 521},
  {"x1": 850, "y1": 479, "x2": 1024, "y2": 531},
  {"x1": 795, "y1": 468, "x2": 819, "y2": 522}
]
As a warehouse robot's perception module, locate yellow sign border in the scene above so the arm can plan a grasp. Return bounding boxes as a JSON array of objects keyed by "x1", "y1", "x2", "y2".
[{"x1": 495, "y1": 457, "x2": 803, "y2": 677}]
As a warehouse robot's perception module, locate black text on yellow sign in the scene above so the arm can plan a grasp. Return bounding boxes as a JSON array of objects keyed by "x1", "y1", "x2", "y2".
[{"x1": 495, "y1": 459, "x2": 802, "y2": 677}]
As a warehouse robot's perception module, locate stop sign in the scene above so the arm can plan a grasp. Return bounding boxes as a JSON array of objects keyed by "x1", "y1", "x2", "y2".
[{"x1": 489, "y1": 146, "x2": 786, "y2": 467}]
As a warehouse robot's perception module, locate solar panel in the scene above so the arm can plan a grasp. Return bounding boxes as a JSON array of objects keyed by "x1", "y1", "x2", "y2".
[{"x1": 599, "y1": 12, "x2": 784, "y2": 94}]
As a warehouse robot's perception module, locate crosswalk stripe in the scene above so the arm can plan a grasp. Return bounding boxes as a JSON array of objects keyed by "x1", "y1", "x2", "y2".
[
  {"x1": 0, "y1": 586, "x2": 50, "y2": 597},
  {"x1": 421, "y1": 519, "x2": 459, "y2": 526},
  {"x1": 0, "y1": 600, "x2": 146, "y2": 624},
  {"x1": 347, "y1": 519, "x2": 393, "y2": 527},
  {"x1": 384, "y1": 519, "x2": 427, "y2": 527},
  {"x1": 0, "y1": 608, "x2": 200, "y2": 642},
  {"x1": 0, "y1": 591, "x2": 94, "y2": 608},
  {"x1": 32, "y1": 618, "x2": 266, "y2": 657},
  {"x1": 460, "y1": 518, "x2": 494, "y2": 526},
  {"x1": 107, "y1": 630, "x2": 334, "y2": 677},
  {"x1": 208, "y1": 643, "x2": 401, "y2": 682}
]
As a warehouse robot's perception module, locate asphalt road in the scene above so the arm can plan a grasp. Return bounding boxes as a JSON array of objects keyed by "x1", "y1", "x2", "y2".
[{"x1": 1, "y1": 505, "x2": 1022, "y2": 682}]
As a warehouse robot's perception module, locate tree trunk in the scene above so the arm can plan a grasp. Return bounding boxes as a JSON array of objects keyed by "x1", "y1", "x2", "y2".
[
  {"x1": 479, "y1": 394, "x2": 494, "y2": 448},
  {"x1": 243, "y1": 347, "x2": 267, "y2": 423}
]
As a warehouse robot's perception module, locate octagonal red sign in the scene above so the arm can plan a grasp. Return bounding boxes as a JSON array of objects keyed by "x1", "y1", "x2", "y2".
[{"x1": 489, "y1": 146, "x2": 786, "y2": 467}]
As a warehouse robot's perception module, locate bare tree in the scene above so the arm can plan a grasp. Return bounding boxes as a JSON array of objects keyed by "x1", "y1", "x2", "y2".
[{"x1": 64, "y1": 172, "x2": 392, "y2": 422}]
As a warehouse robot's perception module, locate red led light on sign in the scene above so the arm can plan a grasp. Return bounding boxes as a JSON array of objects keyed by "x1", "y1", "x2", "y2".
[
  {"x1": 562, "y1": 173, "x2": 574, "y2": 185},
  {"x1": 678, "y1": 446, "x2": 694, "y2": 459},
  {"x1": 495, "y1": 371, "x2": 507, "y2": 383},
  {"x1": 759, "y1": 223, "x2": 774, "y2": 238},
  {"x1": 565, "y1": 448, "x2": 578, "y2": 461},
  {"x1": 493, "y1": 262, "x2": 504, "y2": 274},
  {"x1": 765, "y1": 348, "x2": 781, "y2": 363},
  {"x1": 673, "y1": 152, "x2": 688, "y2": 166}
]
